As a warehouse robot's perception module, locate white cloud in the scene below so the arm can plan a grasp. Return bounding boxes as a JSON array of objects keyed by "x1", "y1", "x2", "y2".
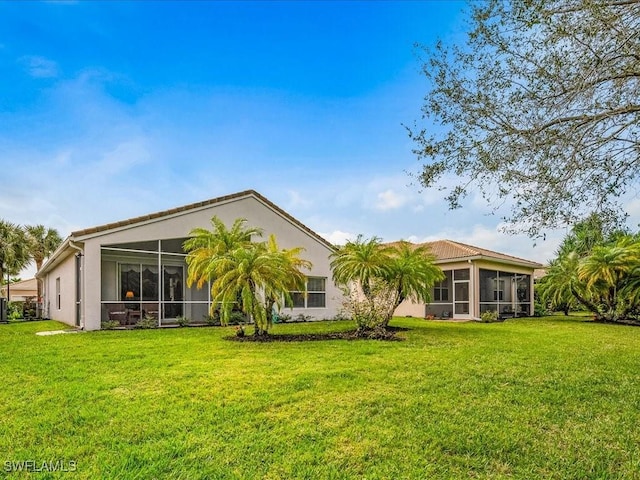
[
  {"x1": 375, "y1": 189, "x2": 406, "y2": 211},
  {"x1": 20, "y1": 55, "x2": 59, "y2": 78},
  {"x1": 286, "y1": 190, "x2": 312, "y2": 210},
  {"x1": 318, "y1": 230, "x2": 357, "y2": 246}
]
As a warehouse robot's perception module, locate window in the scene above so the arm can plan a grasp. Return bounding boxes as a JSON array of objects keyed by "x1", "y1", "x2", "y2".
[
  {"x1": 454, "y1": 268, "x2": 470, "y2": 281},
  {"x1": 433, "y1": 279, "x2": 449, "y2": 302},
  {"x1": 55, "y1": 277, "x2": 61, "y2": 310},
  {"x1": 493, "y1": 279, "x2": 505, "y2": 301},
  {"x1": 119, "y1": 264, "x2": 160, "y2": 302},
  {"x1": 289, "y1": 277, "x2": 326, "y2": 308}
]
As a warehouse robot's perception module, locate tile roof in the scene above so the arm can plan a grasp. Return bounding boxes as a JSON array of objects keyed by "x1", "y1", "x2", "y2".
[
  {"x1": 390, "y1": 239, "x2": 541, "y2": 268},
  {"x1": 70, "y1": 189, "x2": 335, "y2": 250}
]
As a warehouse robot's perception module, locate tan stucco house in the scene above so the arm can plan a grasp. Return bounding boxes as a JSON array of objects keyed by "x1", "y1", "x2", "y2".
[
  {"x1": 1, "y1": 277, "x2": 38, "y2": 302},
  {"x1": 394, "y1": 240, "x2": 542, "y2": 320},
  {"x1": 37, "y1": 190, "x2": 344, "y2": 330},
  {"x1": 38, "y1": 190, "x2": 543, "y2": 329}
]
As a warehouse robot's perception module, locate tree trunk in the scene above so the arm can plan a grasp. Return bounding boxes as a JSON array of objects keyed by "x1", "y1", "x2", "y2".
[{"x1": 570, "y1": 287, "x2": 601, "y2": 319}]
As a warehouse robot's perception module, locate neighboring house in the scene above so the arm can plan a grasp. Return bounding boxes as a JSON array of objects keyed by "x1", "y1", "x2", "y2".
[
  {"x1": 37, "y1": 190, "x2": 344, "y2": 330},
  {"x1": 1, "y1": 278, "x2": 38, "y2": 302},
  {"x1": 394, "y1": 240, "x2": 542, "y2": 320}
]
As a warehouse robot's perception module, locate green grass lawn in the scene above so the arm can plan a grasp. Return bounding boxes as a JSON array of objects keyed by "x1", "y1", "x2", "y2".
[{"x1": 1, "y1": 317, "x2": 640, "y2": 479}]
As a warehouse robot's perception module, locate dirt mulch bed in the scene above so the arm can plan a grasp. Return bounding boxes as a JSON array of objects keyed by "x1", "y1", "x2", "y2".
[{"x1": 225, "y1": 326, "x2": 408, "y2": 343}]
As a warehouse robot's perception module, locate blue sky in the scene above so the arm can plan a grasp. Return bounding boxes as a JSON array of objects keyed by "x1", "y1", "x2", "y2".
[{"x1": 4, "y1": 1, "x2": 633, "y2": 273}]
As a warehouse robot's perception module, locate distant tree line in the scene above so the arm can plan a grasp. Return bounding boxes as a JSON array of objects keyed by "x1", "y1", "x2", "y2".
[
  {"x1": 0, "y1": 221, "x2": 62, "y2": 300},
  {"x1": 537, "y1": 214, "x2": 640, "y2": 324}
]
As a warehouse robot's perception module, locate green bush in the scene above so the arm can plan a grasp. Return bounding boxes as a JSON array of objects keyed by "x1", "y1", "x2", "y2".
[
  {"x1": 295, "y1": 313, "x2": 313, "y2": 322},
  {"x1": 8, "y1": 301, "x2": 23, "y2": 320},
  {"x1": 135, "y1": 315, "x2": 158, "y2": 329},
  {"x1": 480, "y1": 310, "x2": 500, "y2": 323},
  {"x1": 534, "y1": 298, "x2": 550, "y2": 317},
  {"x1": 227, "y1": 311, "x2": 247, "y2": 325},
  {"x1": 176, "y1": 315, "x2": 190, "y2": 327},
  {"x1": 203, "y1": 312, "x2": 221, "y2": 326},
  {"x1": 101, "y1": 320, "x2": 121, "y2": 330}
]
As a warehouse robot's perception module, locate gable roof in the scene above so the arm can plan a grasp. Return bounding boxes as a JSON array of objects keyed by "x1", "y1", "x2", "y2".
[
  {"x1": 38, "y1": 190, "x2": 335, "y2": 278},
  {"x1": 0, "y1": 277, "x2": 37, "y2": 293},
  {"x1": 391, "y1": 239, "x2": 542, "y2": 268},
  {"x1": 70, "y1": 189, "x2": 335, "y2": 250}
]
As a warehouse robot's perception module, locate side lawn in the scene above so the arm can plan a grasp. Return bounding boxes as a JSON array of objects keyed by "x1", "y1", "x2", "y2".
[{"x1": 1, "y1": 316, "x2": 639, "y2": 479}]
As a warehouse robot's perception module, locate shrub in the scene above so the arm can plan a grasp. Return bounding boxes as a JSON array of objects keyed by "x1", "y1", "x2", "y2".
[
  {"x1": 480, "y1": 310, "x2": 500, "y2": 323},
  {"x1": 534, "y1": 298, "x2": 549, "y2": 317},
  {"x1": 135, "y1": 315, "x2": 158, "y2": 329},
  {"x1": 7, "y1": 301, "x2": 23, "y2": 320},
  {"x1": 228, "y1": 311, "x2": 247, "y2": 325},
  {"x1": 176, "y1": 315, "x2": 190, "y2": 327},
  {"x1": 277, "y1": 313, "x2": 292, "y2": 323},
  {"x1": 203, "y1": 312, "x2": 221, "y2": 326},
  {"x1": 101, "y1": 320, "x2": 121, "y2": 330}
]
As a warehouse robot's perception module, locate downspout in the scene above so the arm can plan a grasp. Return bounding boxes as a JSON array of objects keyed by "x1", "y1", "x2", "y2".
[{"x1": 69, "y1": 241, "x2": 84, "y2": 330}]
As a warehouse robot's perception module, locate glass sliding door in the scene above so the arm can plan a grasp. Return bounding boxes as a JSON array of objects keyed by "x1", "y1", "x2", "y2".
[
  {"x1": 453, "y1": 269, "x2": 470, "y2": 316},
  {"x1": 141, "y1": 265, "x2": 159, "y2": 319},
  {"x1": 163, "y1": 265, "x2": 184, "y2": 319}
]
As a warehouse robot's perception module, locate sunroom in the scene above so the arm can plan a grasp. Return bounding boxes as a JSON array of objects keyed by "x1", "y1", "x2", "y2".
[{"x1": 100, "y1": 239, "x2": 210, "y2": 326}]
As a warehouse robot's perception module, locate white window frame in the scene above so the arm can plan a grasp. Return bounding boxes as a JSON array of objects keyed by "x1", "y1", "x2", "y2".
[
  {"x1": 289, "y1": 276, "x2": 326, "y2": 309},
  {"x1": 55, "y1": 277, "x2": 61, "y2": 310}
]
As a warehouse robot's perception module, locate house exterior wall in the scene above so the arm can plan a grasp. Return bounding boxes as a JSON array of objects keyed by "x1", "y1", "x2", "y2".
[
  {"x1": 73, "y1": 195, "x2": 342, "y2": 330},
  {"x1": 42, "y1": 252, "x2": 77, "y2": 326},
  {"x1": 394, "y1": 301, "x2": 425, "y2": 318}
]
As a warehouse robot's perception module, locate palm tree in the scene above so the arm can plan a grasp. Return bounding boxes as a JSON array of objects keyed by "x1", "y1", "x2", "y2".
[
  {"x1": 538, "y1": 251, "x2": 599, "y2": 317},
  {"x1": 184, "y1": 216, "x2": 264, "y2": 289},
  {"x1": 384, "y1": 241, "x2": 444, "y2": 327},
  {"x1": 331, "y1": 237, "x2": 443, "y2": 331},
  {"x1": 578, "y1": 236, "x2": 640, "y2": 322},
  {"x1": 211, "y1": 238, "x2": 311, "y2": 335},
  {"x1": 25, "y1": 225, "x2": 63, "y2": 304},
  {"x1": 0, "y1": 221, "x2": 30, "y2": 293},
  {"x1": 24, "y1": 225, "x2": 63, "y2": 272},
  {"x1": 262, "y1": 234, "x2": 311, "y2": 331},
  {"x1": 184, "y1": 217, "x2": 311, "y2": 335},
  {"x1": 330, "y1": 235, "x2": 394, "y2": 299}
]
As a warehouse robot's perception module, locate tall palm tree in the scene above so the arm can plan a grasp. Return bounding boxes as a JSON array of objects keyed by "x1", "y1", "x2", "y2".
[
  {"x1": 330, "y1": 235, "x2": 393, "y2": 299},
  {"x1": 24, "y1": 225, "x2": 63, "y2": 272},
  {"x1": 578, "y1": 236, "x2": 640, "y2": 321},
  {"x1": 384, "y1": 241, "x2": 444, "y2": 327},
  {"x1": 538, "y1": 250, "x2": 599, "y2": 316},
  {"x1": 184, "y1": 216, "x2": 263, "y2": 289},
  {"x1": 25, "y1": 225, "x2": 63, "y2": 304},
  {"x1": 184, "y1": 217, "x2": 311, "y2": 335},
  {"x1": 262, "y1": 234, "x2": 311, "y2": 330},
  {"x1": 0, "y1": 221, "x2": 30, "y2": 293}
]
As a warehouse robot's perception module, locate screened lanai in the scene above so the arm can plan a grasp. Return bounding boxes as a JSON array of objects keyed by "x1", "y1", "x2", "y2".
[{"x1": 100, "y1": 238, "x2": 211, "y2": 326}]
